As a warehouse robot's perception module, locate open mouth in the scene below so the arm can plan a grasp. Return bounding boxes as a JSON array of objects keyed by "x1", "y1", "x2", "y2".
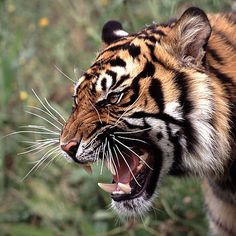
[
  {"x1": 79, "y1": 141, "x2": 161, "y2": 203},
  {"x1": 100, "y1": 147, "x2": 154, "y2": 201}
]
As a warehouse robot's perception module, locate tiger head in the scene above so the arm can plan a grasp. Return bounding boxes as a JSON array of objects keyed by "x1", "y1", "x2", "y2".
[{"x1": 60, "y1": 7, "x2": 215, "y2": 217}]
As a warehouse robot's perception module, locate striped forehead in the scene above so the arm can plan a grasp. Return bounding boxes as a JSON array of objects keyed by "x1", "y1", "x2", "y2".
[
  {"x1": 73, "y1": 24, "x2": 172, "y2": 96},
  {"x1": 74, "y1": 63, "x2": 128, "y2": 96}
]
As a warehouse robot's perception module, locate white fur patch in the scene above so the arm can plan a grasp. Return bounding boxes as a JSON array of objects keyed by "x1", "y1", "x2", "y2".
[{"x1": 114, "y1": 29, "x2": 129, "y2": 37}]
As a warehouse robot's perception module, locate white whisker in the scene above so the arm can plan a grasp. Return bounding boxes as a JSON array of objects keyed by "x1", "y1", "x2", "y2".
[
  {"x1": 114, "y1": 127, "x2": 152, "y2": 135},
  {"x1": 3, "y1": 130, "x2": 59, "y2": 138},
  {"x1": 42, "y1": 150, "x2": 62, "y2": 170},
  {"x1": 20, "y1": 138, "x2": 59, "y2": 144},
  {"x1": 114, "y1": 144, "x2": 141, "y2": 187},
  {"x1": 113, "y1": 145, "x2": 120, "y2": 167},
  {"x1": 22, "y1": 145, "x2": 60, "y2": 180},
  {"x1": 113, "y1": 137, "x2": 153, "y2": 170},
  {"x1": 18, "y1": 140, "x2": 57, "y2": 155},
  {"x1": 44, "y1": 98, "x2": 66, "y2": 123},
  {"x1": 55, "y1": 64, "x2": 76, "y2": 84},
  {"x1": 116, "y1": 135, "x2": 148, "y2": 144},
  {"x1": 26, "y1": 111, "x2": 61, "y2": 131},
  {"x1": 27, "y1": 105, "x2": 63, "y2": 127},
  {"x1": 100, "y1": 138, "x2": 107, "y2": 175},
  {"x1": 32, "y1": 89, "x2": 62, "y2": 124},
  {"x1": 108, "y1": 140, "x2": 119, "y2": 177}
]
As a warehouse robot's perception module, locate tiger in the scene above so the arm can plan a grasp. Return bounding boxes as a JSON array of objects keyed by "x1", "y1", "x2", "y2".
[{"x1": 60, "y1": 7, "x2": 236, "y2": 236}]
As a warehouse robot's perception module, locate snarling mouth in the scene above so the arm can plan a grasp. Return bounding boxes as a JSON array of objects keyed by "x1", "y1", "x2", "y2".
[
  {"x1": 78, "y1": 141, "x2": 161, "y2": 203},
  {"x1": 98, "y1": 147, "x2": 154, "y2": 201}
]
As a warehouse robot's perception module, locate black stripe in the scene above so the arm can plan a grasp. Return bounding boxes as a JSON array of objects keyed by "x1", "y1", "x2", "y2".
[
  {"x1": 208, "y1": 65, "x2": 235, "y2": 87},
  {"x1": 101, "y1": 78, "x2": 107, "y2": 91},
  {"x1": 98, "y1": 42, "x2": 130, "y2": 57},
  {"x1": 110, "y1": 57, "x2": 126, "y2": 67},
  {"x1": 130, "y1": 111, "x2": 183, "y2": 126},
  {"x1": 207, "y1": 46, "x2": 224, "y2": 65},
  {"x1": 173, "y1": 73, "x2": 197, "y2": 154},
  {"x1": 146, "y1": 43, "x2": 158, "y2": 62},
  {"x1": 208, "y1": 65, "x2": 236, "y2": 138},
  {"x1": 112, "y1": 74, "x2": 129, "y2": 90},
  {"x1": 214, "y1": 29, "x2": 236, "y2": 53},
  {"x1": 147, "y1": 35, "x2": 158, "y2": 43},
  {"x1": 128, "y1": 44, "x2": 141, "y2": 59},
  {"x1": 120, "y1": 62, "x2": 155, "y2": 107},
  {"x1": 146, "y1": 43, "x2": 178, "y2": 72},
  {"x1": 106, "y1": 70, "x2": 117, "y2": 87},
  {"x1": 149, "y1": 79, "x2": 164, "y2": 112},
  {"x1": 153, "y1": 30, "x2": 166, "y2": 36},
  {"x1": 146, "y1": 144, "x2": 163, "y2": 197},
  {"x1": 166, "y1": 123, "x2": 186, "y2": 176}
]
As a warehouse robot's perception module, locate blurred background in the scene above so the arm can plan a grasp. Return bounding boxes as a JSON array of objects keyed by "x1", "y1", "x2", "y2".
[{"x1": 0, "y1": 0, "x2": 235, "y2": 235}]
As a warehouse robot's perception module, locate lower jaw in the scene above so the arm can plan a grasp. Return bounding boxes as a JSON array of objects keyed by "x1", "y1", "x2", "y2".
[{"x1": 111, "y1": 192, "x2": 154, "y2": 217}]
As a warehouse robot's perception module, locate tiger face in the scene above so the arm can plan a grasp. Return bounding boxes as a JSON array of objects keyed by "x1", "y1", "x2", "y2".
[{"x1": 60, "y1": 7, "x2": 227, "y2": 216}]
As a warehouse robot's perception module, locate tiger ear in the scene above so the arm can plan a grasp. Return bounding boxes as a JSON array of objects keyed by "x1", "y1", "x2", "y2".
[
  {"x1": 102, "y1": 20, "x2": 129, "y2": 46},
  {"x1": 165, "y1": 7, "x2": 211, "y2": 65}
]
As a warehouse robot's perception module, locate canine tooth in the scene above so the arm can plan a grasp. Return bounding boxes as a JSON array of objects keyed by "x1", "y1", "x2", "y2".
[
  {"x1": 98, "y1": 183, "x2": 117, "y2": 193},
  {"x1": 118, "y1": 182, "x2": 132, "y2": 194},
  {"x1": 105, "y1": 160, "x2": 116, "y2": 175},
  {"x1": 80, "y1": 164, "x2": 92, "y2": 175}
]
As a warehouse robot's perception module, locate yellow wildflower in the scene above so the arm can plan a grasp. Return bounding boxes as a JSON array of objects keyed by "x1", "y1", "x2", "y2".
[
  {"x1": 38, "y1": 17, "x2": 49, "y2": 27},
  {"x1": 19, "y1": 91, "x2": 28, "y2": 101},
  {"x1": 7, "y1": 4, "x2": 16, "y2": 13}
]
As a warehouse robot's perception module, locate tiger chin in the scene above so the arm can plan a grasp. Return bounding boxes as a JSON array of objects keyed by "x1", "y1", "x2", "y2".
[{"x1": 60, "y1": 7, "x2": 236, "y2": 236}]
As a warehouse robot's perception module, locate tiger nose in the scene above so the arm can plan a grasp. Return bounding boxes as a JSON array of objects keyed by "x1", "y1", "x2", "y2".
[{"x1": 61, "y1": 140, "x2": 79, "y2": 158}]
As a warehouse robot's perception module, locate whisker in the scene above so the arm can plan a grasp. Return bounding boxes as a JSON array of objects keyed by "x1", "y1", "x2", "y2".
[
  {"x1": 20, "y1": 138, "x2": 59, "y2": 144},
  {"x1": 113, "y1": 145, "x2": 121, "y2": 168},
  {"x1": 22, "y1": 145, "x2": 60, "y2": 180},
  {"x1": 96, "y1": 145, "x2": 101, "y2": 165},
  {"x1": 114, "y1": 127, "x2": 152, "y2": 135},
  {"x1": 114, "y1": 144, "x2": 141, "y2": 187},
  {"x1": 25, "y1": 111, "x2": 61, "y2": 131},
  {"x1": 32, "y1": 89, "x2": 63, "y2": 124},
  {"x1": 108, "y1": 140, "x2": 119, "y2": 177},
  {"x1": 54, "y1": 64, "x2": 76, "y2": 84},
  {"x1": 42, "y1": 150, "x2": 62, "y2": 170},
  {"x1": 18, "y1": 141, "x2": 57, "y2": 155},
  {"x1": 44, "y1": 98, "x2": 66, "y2": 123},
  {"x1": 27, "y1": 105, "x2": 63, "y2": 127},
  {"x1": 3, "y1": 130, "x2": 59, "y2": 138},
  {"x1": 20, "y1": 139, "x2": 58, "y2": 152},
  {"x1": 116, "y1": 135, "x2": 148, "y2": 144},
  {"x1": 100, "y1": 138, "x2": 107, "y2": 175},
  {"x1": 20, "y1": 125, "x2": 60, "y2": 134},
  {"x1": 113, "y1": 137, "x2": 153, "y2": 170}
]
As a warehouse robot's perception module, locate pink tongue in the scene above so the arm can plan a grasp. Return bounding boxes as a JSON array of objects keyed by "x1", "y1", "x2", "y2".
[{"x1": 113, "y1": 153, "x2": 139, "y2": 184}]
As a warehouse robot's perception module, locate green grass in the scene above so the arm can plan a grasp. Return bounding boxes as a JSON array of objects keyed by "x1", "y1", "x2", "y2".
[{"x1": 0, "y1": 0, "x2": 233, "y2": 235}]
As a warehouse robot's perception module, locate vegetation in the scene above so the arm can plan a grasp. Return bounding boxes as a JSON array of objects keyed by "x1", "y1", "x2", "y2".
[{"x1": 0, "y1": 0, "x2": 233, "y2": 235}]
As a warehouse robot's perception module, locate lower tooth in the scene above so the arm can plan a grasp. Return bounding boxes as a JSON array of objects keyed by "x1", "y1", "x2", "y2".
[
  {"x1": 98, "y1": 183, "x2": 117, "y2": 193},
  {"x1": 118, "y1": 182, "x2": 131, "y2": 194}
]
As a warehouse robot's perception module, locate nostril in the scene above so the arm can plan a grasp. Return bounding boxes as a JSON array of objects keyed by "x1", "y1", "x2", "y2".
[{"x1": 61, "y1": 140, "x2": 79, "y2": 157}]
